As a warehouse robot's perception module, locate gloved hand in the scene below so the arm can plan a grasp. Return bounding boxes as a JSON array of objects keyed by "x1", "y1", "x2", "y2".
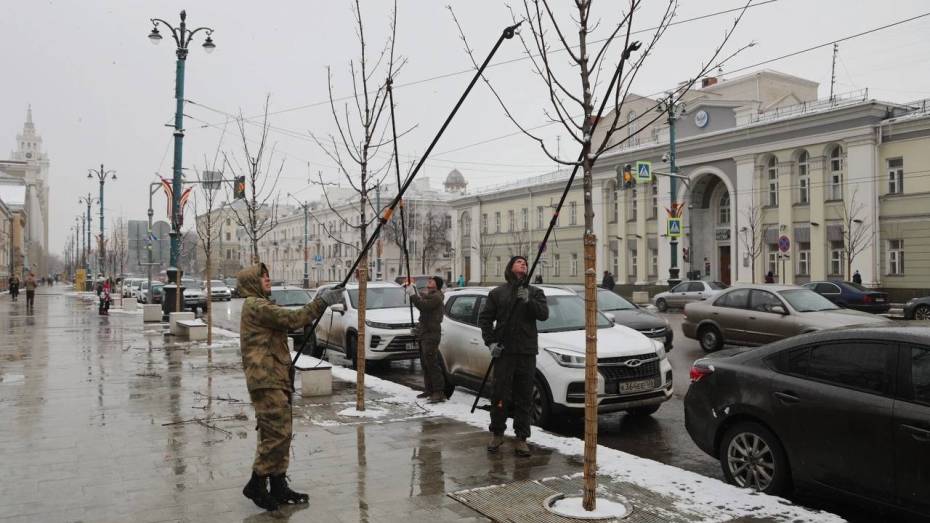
[
  {"x1": 516, "y1": 287, "x2": 529, "y2": 302},
  {"x1": 405, "y1": 285, "x2": 417, "y2": 297},
  {"x1": 488, "y1": 342, "x2": 504, "y2": 358},
  {"x1": 317, "y1": 287, "x2": 345, "y2": 308}
]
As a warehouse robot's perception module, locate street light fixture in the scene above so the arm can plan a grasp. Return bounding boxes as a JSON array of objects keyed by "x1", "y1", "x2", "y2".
[{"x1": 88, "y1": 164, "x2": 117, "y2": 277}]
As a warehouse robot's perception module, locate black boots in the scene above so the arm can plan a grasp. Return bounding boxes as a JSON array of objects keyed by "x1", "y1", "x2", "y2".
[
  {"x1": 270, "y1": 474, "x2": 309, "y2": 505},
  {"x1": 243, "y1": 471, "x2": 279, "y2": 511}
]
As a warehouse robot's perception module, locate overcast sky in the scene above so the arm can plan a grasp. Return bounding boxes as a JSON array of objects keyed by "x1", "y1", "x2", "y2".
[{"x1": 3, "y1": 0, "x2": 930, "y2": 255}]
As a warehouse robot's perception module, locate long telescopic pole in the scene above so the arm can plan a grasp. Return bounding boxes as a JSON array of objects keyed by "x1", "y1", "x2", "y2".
[
  {"x1": 292, "y1": 21, "x2": 522, "y2": 373},
  {"x1": 387, "y1": 79, "x2": 415, "y2": 327},
  {"x1": 471, "y1": 40, "x2": 642, "y2": 413}
]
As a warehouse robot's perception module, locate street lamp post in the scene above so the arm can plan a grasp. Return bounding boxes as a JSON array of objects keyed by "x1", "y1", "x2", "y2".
[
  {"x1": 658, "y1": 93, "x2": 685, "y2": 287},
  {"x1": 148, "y1": 10, "x2": 215, "y2": 274},
  {"x1": 88, "y1": 164, "x2": 116, "y2": 278},
  {"x1": 287, "y1": 194, "x2": 312, "y2": 288},
  {"x1": 79, "y1": 193, "x2": 96, "y2": 280}
]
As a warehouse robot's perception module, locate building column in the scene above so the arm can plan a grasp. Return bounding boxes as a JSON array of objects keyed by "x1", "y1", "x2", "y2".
[
  {"x1": 656, "y1": 173, "x2": 672, "y2": 285},
  {"x1": 469, "y1": 204, "x2": 481, "y2": 285},
  {"x1": 733, "y1": 155, "x2": 756, "y2": 283},
  {"x1": 617, "y1": 183, "x2": 629, "y2": 283},
  {"x1": 778, "y1": 160, "x2": 795, "y2": 284},
  {"x1": 636, "y1": 181, "x2": 649, "y2": 284},
  {"x1": 808, "y1": 156, "x2": 827, "y2": 280},
  {"x1": 593, "y1": 182, "x2": 606, "y2": 278},
  {"x1": 846, "y1": 135, "x2": 879, "y2": 286}
]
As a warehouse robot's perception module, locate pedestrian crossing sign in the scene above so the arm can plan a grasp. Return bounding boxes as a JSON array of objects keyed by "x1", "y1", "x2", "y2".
[
  {"x1": 635, "y1": 160, "x2": 652, "y2": 183},
  {"x1": 667, "y1": 217, "x2": 682, "y2": 238}
]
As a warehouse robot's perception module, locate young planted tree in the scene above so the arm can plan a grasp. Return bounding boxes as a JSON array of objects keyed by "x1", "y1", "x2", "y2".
[
  {"x1": 224, "y1": 96, "x2": 283, "y2": 265},
  {"x1": 838, "y1": 189, "x2": 871, "y2": 280},
  {"x1": 418, "y1": 209, "x2": 450, "y2": 274},
  {"x1": 193, "y1": 166, "x2": 224, "y2": 345},
  {"x1": 477, "y1": 238, "x2": 497, "y2": 283},
  {"x1": 453, "y1": 0, "x2": 750, "y2": 510},
  {"x1": 309, "y1": 0, "x2": 403, "y2": 410},
  {"x1": 739, "y1": 200, "x2": 766, "y2": 284}
]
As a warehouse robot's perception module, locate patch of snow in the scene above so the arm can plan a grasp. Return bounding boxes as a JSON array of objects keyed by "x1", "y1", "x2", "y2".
[
  {"x1": 336, "y1": 406, "x2": 389, "y2": 418},
  {"x1": 1, "y1": 374, "x2": 25, "y2": 384},
  {"x1": 547, "y1": 495, "x2": 630, "y2": 519}
]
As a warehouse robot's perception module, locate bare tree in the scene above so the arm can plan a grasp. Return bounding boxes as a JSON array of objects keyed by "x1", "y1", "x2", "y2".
[
  {"x1": 509, "y1": 227, "x2": 534, "y2": 259},
  {"x1": 838, "y1": 189, "x2": 871, "y2": 280},
  {"x1": 418, "y1": 210, "x2": 449, "y2": 274},
  {"x1": 739, "y1": 201, "x2": 766, "y2": 284},
  {"x1": 452, "y1": 0, "x2": 751, "y2": 510},
  {"x1": 224, "y1": 96, "x2": 283, "y2": 265},
  {"x1": 477, "y1": 238, "x2": 497, "y2": 283},
  {"x1": 309, "y1": 0, "x2": 404, "y2": 411},
  {"x1": 382, "y1": 195, "x2": 416, "y2": 276},
  {"x1": 194, "y1": 164, "x2": 224, "y2": 345}
]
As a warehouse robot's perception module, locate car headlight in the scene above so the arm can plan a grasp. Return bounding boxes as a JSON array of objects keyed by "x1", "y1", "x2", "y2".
[
  {"x1": 544, "y1": 347, "x2": 585, "y2": 368},
  {"x1": 653, "y1": 339, "x2": 667, "y2": 360},
  {"x1": 365, "y1": 320, "x2": 394, "y2": 329}
]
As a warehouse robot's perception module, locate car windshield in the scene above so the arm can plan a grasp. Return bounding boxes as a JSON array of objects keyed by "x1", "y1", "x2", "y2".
[
  {"x1": 844, "y1": 281, "x2": 867, "y2": 292},
  {"x1": 538, "y1": 295, "x2": 612, "y2": 333},
  {"x1": 779, "y1": 289, "x2": 840, "y2": 312},
  {"x1": 209, "y1": 280, "x2": 225, "y2": 287},
  {"x1": 709, "y1": 281, "x2": 728, "y2": 290},
  {"x1": 271, "y1": 289, "x2": 313, "y2": 307},
  {"x1": 596, "y1": 289, "x2": 635, "y2": 311},
  {"x1": 348, "y1": 287, "x2": 409, "y2": 310}
]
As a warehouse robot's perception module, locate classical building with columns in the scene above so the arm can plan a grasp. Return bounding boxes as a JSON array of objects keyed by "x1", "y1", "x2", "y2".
[{"x1": 451, "y1": 70, "x2": 930, "y2": 297}]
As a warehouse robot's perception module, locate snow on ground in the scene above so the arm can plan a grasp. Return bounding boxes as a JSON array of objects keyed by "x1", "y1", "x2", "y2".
[
  {"x1": 336, "y1": 406, "x2": 390, "y2": 418},
  {"x1": 548, "y1": 496, "x2": 630, "y2": 519}
]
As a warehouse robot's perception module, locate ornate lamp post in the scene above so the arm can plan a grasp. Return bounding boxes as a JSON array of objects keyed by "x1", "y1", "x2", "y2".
[
  {"x1": 88, "y1": 164, "x2": 116, "y2": 277},
  {"x1": 78, "y1": 194, "x2": 96, "y2": 279}
]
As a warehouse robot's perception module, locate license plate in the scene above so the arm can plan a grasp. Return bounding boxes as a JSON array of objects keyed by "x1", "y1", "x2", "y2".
[
  {"x1": 406, "y1": 342, "x2": 417, "y2": 351},
  {"x1": 874, "y1": 298, "x2": 885, "y2": 302},
  {"x1": 618, "y1": 379, "x2": 657, "y2": 394}
]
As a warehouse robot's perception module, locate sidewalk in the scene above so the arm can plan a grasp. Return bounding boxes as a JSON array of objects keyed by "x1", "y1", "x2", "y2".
[{"x1": 0, "y1": 288, "x2": 843, "y2": 522}]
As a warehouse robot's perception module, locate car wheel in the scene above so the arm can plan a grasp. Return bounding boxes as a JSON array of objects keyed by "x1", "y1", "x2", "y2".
[
  {"x1": 531, "y1": 376, "x2": 553, "y2": 428},
  {"x1": 719, "y1": 422, "x2": 791, "y2": 496},
  {"x1": 656, "y1": 298, "x2": 668, "y2": 312},
  {"x1": 915, "y1": 305, "x2": 930, "y2": 321},
  {"x1": 699, "y1": 325, "x2": 723, "y2": 352},
  {"x1": 627, "y1": 404, "x2": 661, "y2": 417}
]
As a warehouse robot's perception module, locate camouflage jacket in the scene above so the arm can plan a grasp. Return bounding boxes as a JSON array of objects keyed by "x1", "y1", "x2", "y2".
[
  {"x1": 410, "y1": 288, "x2": 444, "y2": 341},
  {"x1": 238, "y1": 264, "x2": 326, "y2": 392}
]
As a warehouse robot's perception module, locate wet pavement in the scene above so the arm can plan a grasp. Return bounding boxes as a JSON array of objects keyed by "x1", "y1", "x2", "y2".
[{"x1": 0, "y1": 289, "x2": 842, "y2": 522}]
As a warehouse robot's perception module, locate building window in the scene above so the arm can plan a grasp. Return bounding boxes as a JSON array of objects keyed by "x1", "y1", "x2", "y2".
[
  {"x1": 225, "y1": 232, "x2": 231, "y2": 241},
  {"x1": 888, "y1": 158, "x2": 904, "y2": 195},
  {"x1": 829, "y1": 241, "x2": 843, "y2": 276},
  {"x1": 651, "y1": 182, "x2": 658, "y2": 219},
  {"x1": 797, "y1": 151, "x2": 809, "y2": 204},
  {"x1": 553, "y1": 254, "x2": 561, "y2": 277},
  {"x1": 611, "y1": 189, "x2": 618, "y2": 223},
  {"x1": 629, "y1": 248, "x2": 638, "y2": 277},
  {"x1": 649, "y1": 248, "x2": 658, "y2": 277},
  {"x1": 629, "y1": 188, "x2": 637, "y2": 221},
  {"x1": 767, "y1": 157, "x2": 778, "y2": 207},
  {"x1": 494, "y1": 212, "x2": 501, "y2": 233},
  {"x1": 888, "y1": 239, "x2": 904, "y2": 275},
  {"x1": 797, "y1": 243, "x2": 810, "y2": 275},
  {"x1": 482, "y1": 213, "x2": 488, "y2": 234},
  {"x1": 768, "y1": 244, "x2": 779, "y2": 277},
  {"x1": 521, "y1": 208, "x2": 528, "y2": 231},
  {"x1": 508, "y1": 210, "x2": 514, "y2": 232},
  {"x1": 718, "y1": 192, "x2": 730, "y2": 225},
  {"x1": 830, "y1": 146, "x2": 844, "y2": 200},
  {"x1": 569, "y1": 201, "x2": 577, "y2": 225},
  {"x1": 537, "y1": 206, "x2": 544, "y2": 229},
  {"x1": 570, "y1": 253, "x2": 578, "y2": 276},
  {"x1": 495, "y1": 256, "x2": 501, "y2": 277}
]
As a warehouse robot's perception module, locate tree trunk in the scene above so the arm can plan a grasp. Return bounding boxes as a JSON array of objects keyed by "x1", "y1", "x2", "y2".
[
  {"x1": 206, "y1": 255, "x2": 212, "y2": 346},
  {"x1": 356, "y1": 256, "x2": 367, "y2": 411}
]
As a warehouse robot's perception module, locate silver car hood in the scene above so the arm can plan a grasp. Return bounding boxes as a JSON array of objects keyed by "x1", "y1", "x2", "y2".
[
  {"x1": 539, "y1": 324, "x2": 657, "y2": 357},
  {"x1": 804, "y1": 308, "x2": 890, "y2": 328}
]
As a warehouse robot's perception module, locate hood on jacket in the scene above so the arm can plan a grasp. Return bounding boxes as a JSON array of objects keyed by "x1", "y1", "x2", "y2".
[
  {"x1": 237, "y1": 263, "x2": 269, "y2": 298},
  {"x1": 505, "y1": 255, "x2": 528, "y2": 285}
]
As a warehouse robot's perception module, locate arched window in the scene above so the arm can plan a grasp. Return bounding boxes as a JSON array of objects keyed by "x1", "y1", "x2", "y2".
[
  {"x1": 797, "y1": 151, "x2": 809, "y2": 204},
  {"x1": 718, "y1": 192, "x2": 730, "y2": 225},
  {"x1": 829, "y1": 146, "x2": 844, "y2": 200},
  {"x1": 767, "y1": 156, "x2": 778, "y2": 207}
]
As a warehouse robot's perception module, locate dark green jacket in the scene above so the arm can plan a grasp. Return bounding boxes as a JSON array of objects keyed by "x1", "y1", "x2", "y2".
[
  {"x1": 411, "y1": 288, "x2": 444, "y2": 341},
  {"x1": 238, "y1": 264, "x2": 326, "y2": 392}
]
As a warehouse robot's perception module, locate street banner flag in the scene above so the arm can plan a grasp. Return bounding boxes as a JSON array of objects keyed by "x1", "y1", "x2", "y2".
[
  {"x1": 635, "y1": 160, "x2": 652, "y2": 183},
  {"x1": 667, "y1": 217, "x2": 682, "y2": 238},
  {"x1": 160, "y1": 178, "x2": 173, "y2": 219}
]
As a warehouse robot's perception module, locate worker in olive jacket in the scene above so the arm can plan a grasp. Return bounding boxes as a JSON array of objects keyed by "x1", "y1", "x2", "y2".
[
  {"x1": 237, "y1": 263, "x2": 344, "y2": 511},
  {"x1": 406, "y1": 276, "x2": 446, "y2": 403}
]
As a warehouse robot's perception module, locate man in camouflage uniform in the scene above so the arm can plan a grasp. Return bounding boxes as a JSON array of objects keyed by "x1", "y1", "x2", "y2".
[
  {"x1": 238, "y1": 263, "x2": 344, "y2": 511},
  {"x1": 405, "y1": 276, "x2": 446, "y2": 403},
  {"x1": 478, "y1": 256, "x2": 549, "y2": 457}
]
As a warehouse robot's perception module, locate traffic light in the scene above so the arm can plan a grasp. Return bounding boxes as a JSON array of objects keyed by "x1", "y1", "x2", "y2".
[
  {"x1": 234, "y1": 176, "x2": 246, "y2": 199},
  {"x1": 615, "y1": 164, "x2": 634, "y2": 190}
]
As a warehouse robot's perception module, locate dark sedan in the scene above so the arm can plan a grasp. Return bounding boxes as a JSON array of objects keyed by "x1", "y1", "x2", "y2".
[
  {"x1": 803, "y1": 280, "x2": 891, "y2": 313},
  {"x1": 559, "y1": 285, "x2": 672, "y2": 350},
  {"x1": 904, "y1": 296, "x2": 930, "y2": 321},
  {"x1": 684, "y1": 324, "x2": 930, "y2": 518}
]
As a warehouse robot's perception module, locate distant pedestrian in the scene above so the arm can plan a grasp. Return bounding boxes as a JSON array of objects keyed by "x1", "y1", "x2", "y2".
[
  {"x1": 765, "y1": 271, "x2": 775, "y2": 284},
  {"x1": 601, "y1": 270, "x2": 615, "y2": 290},
  {"x1": 98, "y1": 280, "x2": 111, "y2": 315},
  {"x1": 456, "y1": 274, "x2": 465, "y2": 288},
  {"x1": 478, "y1": 256, "x2": 549, "y2": 457},
  {"x1": 406, "y1": 276, "x2": 446, "y2": 403},
  {"x1": 25, "y1": 273, "x2": 37, "y2": 313},
  {"x1": 852, "y1": 270, "x2": 862, "y2": 285},
  {"x1": 237, "y1": 262, "x2": 344, "y2": 511},
  {"x1": 9, "y1": 275, "x2": 19, "y2": 301}
]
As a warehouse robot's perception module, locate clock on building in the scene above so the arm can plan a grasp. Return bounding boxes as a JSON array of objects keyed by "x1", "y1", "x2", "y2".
[
  {"x1": 25, "y1": 152, "x2": 32, "y2": 159},
  {"x1": 694, "y1": 109, "x2": 709, "y2": 128}
]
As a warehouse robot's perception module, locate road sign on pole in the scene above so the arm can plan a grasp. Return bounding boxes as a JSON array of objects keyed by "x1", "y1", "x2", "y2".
[
  {"x1": 778, "y1": 235, "x2": 791, "y2": 253},
  {"x1": 635, "y1": 160, "x2": 652, "y2": 183},
  {"x1": 667, "y1": 217, "x2": 682, "y2": 238}
]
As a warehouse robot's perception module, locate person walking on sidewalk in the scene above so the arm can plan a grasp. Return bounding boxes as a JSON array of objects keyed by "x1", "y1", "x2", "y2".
[
  {"x1": 405, "y1": 276, "x2": 446, "y2": 403},
  {"x1": 237, "y1": 262, "x2": 345, "y2": 512},
  {"x1": 9, "y1": 275, "x2": 19, "y2": 302},
  {"x1": 25, "y1": 272, "x2": 37, "y2": 313},
  {"x1": 98, "y1": 279, "x2": 111, "y2": 315},
  {"x1": 601, "y1": 270, "x2": 615, "y2": 290},
  {"x1": 478, "y1": 256, "x2": 549, "y2": 457}
]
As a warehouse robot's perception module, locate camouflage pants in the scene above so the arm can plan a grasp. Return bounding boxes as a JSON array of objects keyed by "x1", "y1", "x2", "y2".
[
  {"x1": 250, "y1": 388, "x2": 292, "y2": 476},
  {"x1": 489, "y1": 353, "x2": 536, "y2": 440},
  {"x1": 419, "y1": 337, "x2": 445, "y2": 395}
]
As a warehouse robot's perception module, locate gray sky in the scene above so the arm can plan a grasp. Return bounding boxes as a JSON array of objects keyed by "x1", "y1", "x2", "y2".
[{"x1": 3, "y1": 0, "x2": 929, "y2": 255}]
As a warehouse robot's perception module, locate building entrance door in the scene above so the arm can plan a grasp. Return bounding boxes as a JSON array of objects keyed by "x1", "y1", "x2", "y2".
[
  {"x1": 719, "y1": 246, "x2": 731, "y2": 286},
  {"x1": 464, "y1": 256, "x2": 471, "y2": 282}
]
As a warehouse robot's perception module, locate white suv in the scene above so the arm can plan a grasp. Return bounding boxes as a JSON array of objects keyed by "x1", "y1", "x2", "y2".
[
  {"x1": 312, "y1": 281, "x2": 420, "y2": 366},
  {"x1": 439, "y1": 286, "x2": 673, "y2": 427}
]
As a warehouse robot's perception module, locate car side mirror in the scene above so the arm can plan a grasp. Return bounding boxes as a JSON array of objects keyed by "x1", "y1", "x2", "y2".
[
  {"x1": 331, "y1": 303, "x2": 346, "y2": 315},
  {"x1": 770, "y1": 305, "x2": 787, "y2": 315},
  {"x1": 603, "y1": 312, "x2": 615, "y2": 324}
]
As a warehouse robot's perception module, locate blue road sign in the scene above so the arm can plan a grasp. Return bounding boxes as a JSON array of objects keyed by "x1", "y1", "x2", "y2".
[
  {"x1": 667, "y1": 218, "x2": 682, "y2": 238},
  {"x1": 635, "y1": 160, "x2": 652, "y2": 183}
]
